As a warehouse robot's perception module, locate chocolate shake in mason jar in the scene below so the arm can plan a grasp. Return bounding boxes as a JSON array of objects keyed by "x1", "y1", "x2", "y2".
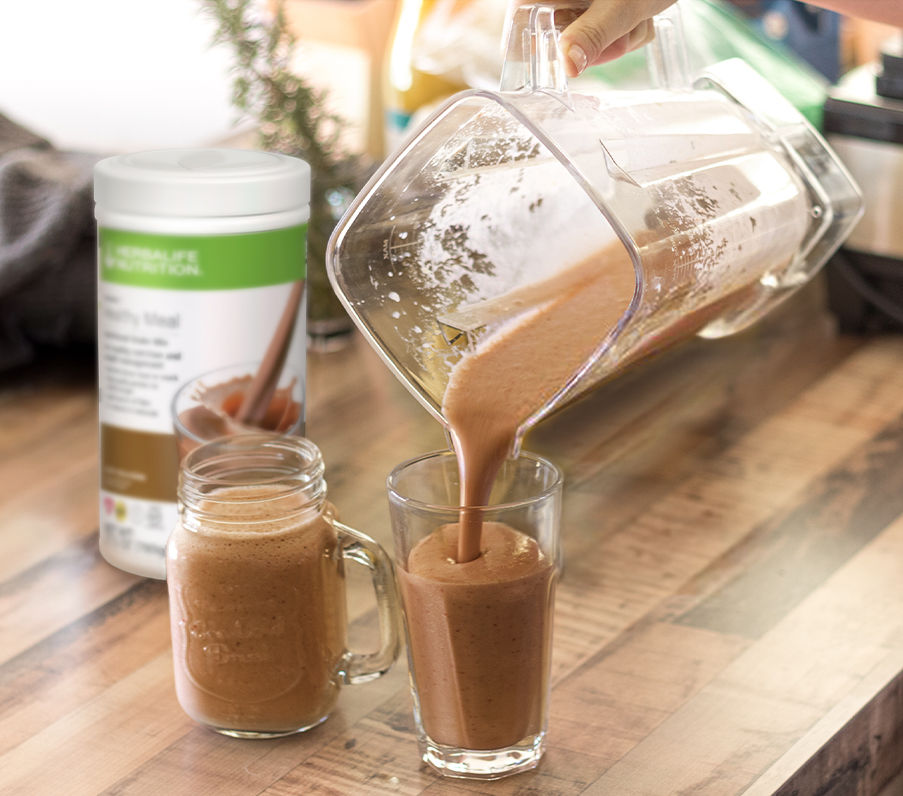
[{"x1": 167, "y1": 434, "x2": 400, "y2": 738}]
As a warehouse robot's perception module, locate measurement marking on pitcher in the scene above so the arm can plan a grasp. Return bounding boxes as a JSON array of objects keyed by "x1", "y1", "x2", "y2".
[
  {"x1": 383, "y1": 234, "x2": 418, "y2": 262},
  {"x1": 389, "y1": 230, "x2": 419, "y2": 251}
]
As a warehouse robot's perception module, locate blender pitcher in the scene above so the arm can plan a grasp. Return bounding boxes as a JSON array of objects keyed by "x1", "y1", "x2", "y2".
[{"x1": 327, "y1": 1, "x2": 862, "y2": 454}]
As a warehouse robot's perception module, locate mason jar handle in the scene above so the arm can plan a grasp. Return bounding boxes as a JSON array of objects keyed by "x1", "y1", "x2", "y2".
[
  {"x1": 334, "y1": 520, "x2": 401, "y2": 685},
  {"x1": 500, "y1": 1, "x2": 689, "y2": 94}
]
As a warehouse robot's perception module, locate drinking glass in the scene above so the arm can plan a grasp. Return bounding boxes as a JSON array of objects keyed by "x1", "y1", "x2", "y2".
[{"x1": 387, "y1": 450, "x2": 562, "y2": 779}]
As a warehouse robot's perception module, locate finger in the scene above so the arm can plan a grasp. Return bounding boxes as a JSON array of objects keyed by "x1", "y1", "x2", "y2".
[
  {"x1": 592, "y1": 19, "x2": 656, "y2": 67},
  {"x1": 560, "y1": 0, "x2": 673, "y2": 76}
]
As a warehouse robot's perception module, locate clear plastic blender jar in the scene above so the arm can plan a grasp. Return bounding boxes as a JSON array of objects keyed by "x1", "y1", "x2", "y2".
[{"x1": 327, "y1": 2, "x2": 862, "y2": 454}]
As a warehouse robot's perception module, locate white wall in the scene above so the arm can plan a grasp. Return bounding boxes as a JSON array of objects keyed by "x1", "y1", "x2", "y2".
[{"x1": 0, "y1": 0, "x2": 241, "y2": 153}]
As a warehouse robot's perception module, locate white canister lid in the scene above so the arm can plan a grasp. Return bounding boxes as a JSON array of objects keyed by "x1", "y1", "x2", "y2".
[{"x1": 94, "y1": 148, "x2": 311, "y2": 218}]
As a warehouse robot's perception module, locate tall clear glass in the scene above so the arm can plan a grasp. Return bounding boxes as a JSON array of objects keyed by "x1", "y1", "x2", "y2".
[{"x1": 387, "y1": 450, "x2": 562, "y2": 779}]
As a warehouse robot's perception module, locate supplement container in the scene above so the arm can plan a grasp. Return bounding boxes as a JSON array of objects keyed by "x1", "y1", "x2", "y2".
[{"x1": 95, "y1": 148, "x2": 310, "y2": 579}]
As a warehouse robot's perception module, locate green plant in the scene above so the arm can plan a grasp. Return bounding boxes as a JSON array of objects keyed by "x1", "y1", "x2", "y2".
[{"x1": 202, "y1": 0, "x2": 367, "y2": 333}]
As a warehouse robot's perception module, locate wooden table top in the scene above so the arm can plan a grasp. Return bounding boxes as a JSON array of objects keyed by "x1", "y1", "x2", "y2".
[{"x1": 2, "y1": 282, "x2": 903, "y2": 795}]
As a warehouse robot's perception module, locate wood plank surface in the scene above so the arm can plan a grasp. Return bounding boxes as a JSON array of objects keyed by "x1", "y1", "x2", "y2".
[{"x1": 2, "y1": 282, "x2": 903, "y2": 794}]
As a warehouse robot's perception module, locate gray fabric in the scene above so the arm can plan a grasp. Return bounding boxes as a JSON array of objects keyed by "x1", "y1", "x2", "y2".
[{"x1": 0, "y1": 113, "x2": 100, "y2": 371}]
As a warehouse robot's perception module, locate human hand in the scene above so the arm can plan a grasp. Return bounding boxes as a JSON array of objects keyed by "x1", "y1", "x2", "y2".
[{"x1": 556, "y1": 0, "x2": 677, "y2": 77}]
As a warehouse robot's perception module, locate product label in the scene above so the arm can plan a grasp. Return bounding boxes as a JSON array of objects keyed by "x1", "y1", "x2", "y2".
[
  {"x1": 99, "y1": 227, "x2": 305, "y2": 290},
  {"x1": 98, "y1": 224, "x2": 308, "y2": 577}
]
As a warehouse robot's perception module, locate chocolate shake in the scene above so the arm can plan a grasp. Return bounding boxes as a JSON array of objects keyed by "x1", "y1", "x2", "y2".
[
  {"x1": 441, "y1": 240, "x2": 770, "y2": 560},
  {"x1": 174, "y1": 375, "x2": 302, "y2": 459},
  {"x1": 397, "y1": 242, "x2": 763, "y2": 763},
  {"x1": 397, "y1": 521, "x2": 556, "y2": 750},
  {"x1": 173, "y1": 281, "x2": 306, "y2": 459},
  {"x1": 235, "y1": 280, "x2": 305, "y2": 426},
  {"x1": 390, "y1": 246, "x2": 631, "y2": 758},
  {"x1": 167, "y1": 483, "x2": 347, "y2": 735},
  {"x1": 443, "y1": 243, "x2": 637, "y2": 561}
]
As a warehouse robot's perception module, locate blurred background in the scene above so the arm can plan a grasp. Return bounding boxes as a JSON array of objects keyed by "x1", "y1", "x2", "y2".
[
  {"x1": 1, "y1": 0, "x2": 895, "y2": 152},
  {"x1": 0, "y1": 0, "x2": 899, "y2": 370},
  {"x1": 0, "y1": 0, "x2": 237, "y2": 152}
]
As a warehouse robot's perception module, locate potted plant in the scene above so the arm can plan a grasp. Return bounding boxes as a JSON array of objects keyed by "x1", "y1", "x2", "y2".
[{"x1": 203, "y1": 0, "x2": 371, "y2": 350}]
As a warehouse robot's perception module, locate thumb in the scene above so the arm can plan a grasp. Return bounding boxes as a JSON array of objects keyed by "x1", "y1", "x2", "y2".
[{"x1": 559, "y1": 1, "x2": 673, "y2": 76}]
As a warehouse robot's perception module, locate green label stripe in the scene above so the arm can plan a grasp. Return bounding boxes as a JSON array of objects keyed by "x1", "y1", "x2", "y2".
[{"x1": 99, "y1": 224, "x2": 307, "y2": 290}]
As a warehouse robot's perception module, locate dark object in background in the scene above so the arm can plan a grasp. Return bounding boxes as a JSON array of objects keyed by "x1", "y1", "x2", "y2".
[
  {"x1": 0, "y1": 114, "x2": 100, "y2": 372},
  {"x1": 823, "y1": 36, "x2": 903, "y2": 332},
  {"x1": 726, "y1": 0, "x2": 842, "y2": 82}
]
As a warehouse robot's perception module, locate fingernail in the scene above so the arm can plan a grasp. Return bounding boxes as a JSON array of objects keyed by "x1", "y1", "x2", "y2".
[{"x1": 566, "y1": 43, "x2": 587, "y2": 76}]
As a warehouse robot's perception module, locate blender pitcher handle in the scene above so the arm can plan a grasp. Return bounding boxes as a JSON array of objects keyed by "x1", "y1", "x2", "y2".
[
  {"x1": 333, "y1": 519, "x2": 402, "y2": 685},
  {"x1": 500, "y1": 2, "x2": 574, "y2": 94},
  {"x1": 500, "y1": 1, "x2": 690, "y2": 94},
  {"x1": 647, "y1": 4, "x2": 690, "y2": 90}
]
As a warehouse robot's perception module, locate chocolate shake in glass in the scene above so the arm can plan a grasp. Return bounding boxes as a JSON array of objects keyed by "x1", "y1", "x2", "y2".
[{"x1": 387, "y1": 450, "x2": 561, "y2": 779}]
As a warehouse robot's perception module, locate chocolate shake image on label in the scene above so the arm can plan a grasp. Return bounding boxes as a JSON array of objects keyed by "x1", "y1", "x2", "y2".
[
  {"x1": 94, "y1": 149, "x2": 310, "y2": 579},
  {"x1": 172, "y1": 279, "x2": 306, "y2": 460}
]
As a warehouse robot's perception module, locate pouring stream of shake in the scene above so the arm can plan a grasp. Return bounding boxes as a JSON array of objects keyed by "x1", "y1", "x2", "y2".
[{"x1": 442, "y1": 243, "x2": 636, "y2": 562}]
